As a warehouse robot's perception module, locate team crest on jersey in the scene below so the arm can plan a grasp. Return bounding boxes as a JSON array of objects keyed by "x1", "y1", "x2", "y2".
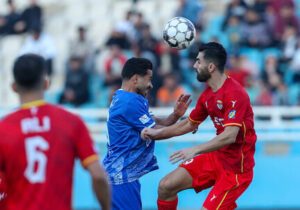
[
  {"x1": 183, "y1": 159, "x2": 194, "y2": 165},
  {"x1": 139, "y1": 114, "x2": 150, "y2": 124},
  {"x1": 228, "y1": 110, "x2": 236, "y2": 119},
  {"x1": 216, "y1": 100, "x2": 223, "y2": 110}
]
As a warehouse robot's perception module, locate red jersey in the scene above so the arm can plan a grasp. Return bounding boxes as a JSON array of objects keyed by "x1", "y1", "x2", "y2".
[
  {"x1": 0, "y1": 100, "x2": 98, "y2": 210},
  {"x1": 189, "y1": 77, "x2": 256, "y2": 173}
]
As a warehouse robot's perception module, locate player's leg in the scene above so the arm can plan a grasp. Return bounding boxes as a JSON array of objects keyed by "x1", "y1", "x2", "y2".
[
  {"x1": 158, "y1": 154, "x2": 216, "y2": 210},
  {"x1": 158, "y1": 167, "x2": 193, "y2": 200},
  {"x1": 157, "y1": 167, "x2": 193, "y2": 210},
  {"x1": 202, "y1": 170, "x2": 253, "y2": 210},
  {"x1": 111, "y1": 180, "x2": 142, "y2": 210}
]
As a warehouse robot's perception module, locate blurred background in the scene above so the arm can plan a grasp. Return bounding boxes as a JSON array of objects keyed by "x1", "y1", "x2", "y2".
[{"x1": 0, "y1": 0, "x2": 299, "y2": 209}]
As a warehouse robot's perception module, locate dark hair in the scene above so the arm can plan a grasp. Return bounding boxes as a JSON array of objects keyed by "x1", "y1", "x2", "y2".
[
  {"x1": 199, "y1": 42, "x2": 227, "y2": 73},
  {"x1": 121, "y1": 57, "x2": 152, "y2": 80},
  {"x1": 13, "y1": 54, "x2": 47, "y2": 91}
]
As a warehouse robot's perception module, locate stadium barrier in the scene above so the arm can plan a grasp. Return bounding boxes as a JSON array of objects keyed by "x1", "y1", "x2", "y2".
[{"x1": 65, "y1": 106, "x2": 300, "y2": 142}]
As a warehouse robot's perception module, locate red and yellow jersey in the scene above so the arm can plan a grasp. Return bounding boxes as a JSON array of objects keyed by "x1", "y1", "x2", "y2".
[
  {"x1": 0, "y1": 100, "x2": 98, "y2": 210},
  {"x1": 189, "y1": 77, "x2": 256, "y2": 174}
]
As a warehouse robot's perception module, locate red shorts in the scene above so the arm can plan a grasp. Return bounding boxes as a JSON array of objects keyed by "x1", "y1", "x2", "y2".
[
  {"x1": 0, "y1": 173, "x2": 7, "y2": 208},
  {"x1": 180, "y1": 153, "x2": 253, "y2": 210}
]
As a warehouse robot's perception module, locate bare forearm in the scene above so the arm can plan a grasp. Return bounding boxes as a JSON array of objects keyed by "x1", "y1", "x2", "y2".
[
  {"x1": 152, "y1": 118, "x2": 195, "y2": 140},
  {"x1": 154, "y1": 112, "x2": 181, "y2": 126},
  {"x1": 193, "y1": 130, "x2": 236, "y2": 155},
  {"x1": 93, "y1": 177, "x2": 111, "y2": 210}
]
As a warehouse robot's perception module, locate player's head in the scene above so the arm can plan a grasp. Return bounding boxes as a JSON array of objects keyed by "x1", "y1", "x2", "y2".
[
  {"x1": 12, "y1": 54, "x2": 49, "y2": 93},
  {"x1": 121, "y1": 57, "x2": 153, "y2": 97},
  {"x1": 193, "y1": 42, "x2": 227, "y2": 82}
]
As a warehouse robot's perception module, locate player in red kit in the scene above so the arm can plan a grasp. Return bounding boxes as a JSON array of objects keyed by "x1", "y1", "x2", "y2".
[
  {"x1": 0, "y1": 54, "x2": 111, "y2": 210},
  {"x1": 142, "y1": 42, "x2": 256, "y2": 210}
]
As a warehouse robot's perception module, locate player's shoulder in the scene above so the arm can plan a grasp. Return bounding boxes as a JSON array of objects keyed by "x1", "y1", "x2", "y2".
[
  {"x1": 47, "y1": 104, "x2": 82, "y2": 121},
  {"x1": 226, "y1": 77, "x2": 248, "y2": 95}
]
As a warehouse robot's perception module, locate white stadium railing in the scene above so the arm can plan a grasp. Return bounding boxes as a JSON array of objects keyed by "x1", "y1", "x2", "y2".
[
  {"x1": 68, "y1": 106, "x2": 300, "y2": 143},
  {"x1": 1, "y1": 106, "x2": 300, "y2": 142}
]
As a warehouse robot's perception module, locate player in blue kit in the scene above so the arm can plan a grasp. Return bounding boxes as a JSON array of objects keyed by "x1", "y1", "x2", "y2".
[{"x1": 103, "y1": 58, "x2": 191, "y2": 210}]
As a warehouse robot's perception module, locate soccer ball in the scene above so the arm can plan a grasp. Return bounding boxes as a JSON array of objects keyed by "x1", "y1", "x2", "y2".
[{"x1": 163, "y1": 17, "x2": 196, "y2": 50}]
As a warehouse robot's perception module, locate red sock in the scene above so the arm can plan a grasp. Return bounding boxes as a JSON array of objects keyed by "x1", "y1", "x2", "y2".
[{"x1": 157, "y1": 197, "x2": 178, "y2": 210}]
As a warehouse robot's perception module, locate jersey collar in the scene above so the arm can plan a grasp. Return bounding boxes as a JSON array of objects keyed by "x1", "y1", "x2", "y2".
[{"x1": 21, "y1": 100, "x2": 47, "y2": 109}]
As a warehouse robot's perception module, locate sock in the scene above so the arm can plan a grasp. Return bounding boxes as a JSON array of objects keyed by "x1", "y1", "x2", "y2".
[{"x1": 157, "y1": 197, "x2": 178, "y2": 210}]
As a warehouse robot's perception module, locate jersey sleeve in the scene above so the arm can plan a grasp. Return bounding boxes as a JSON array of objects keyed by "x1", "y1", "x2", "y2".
[
  {"x1": 73, "y1": 116, "x2": 99, "y2": 168},
  {"x1": 189, "y1": 93, "x2": 208, "y2": 124},
  {"x1": 223, "y1": 90, "x2": 249, "y2": 127},
  {"x1": 125, "y1": 98, "x2": 156, "y2": 132}
]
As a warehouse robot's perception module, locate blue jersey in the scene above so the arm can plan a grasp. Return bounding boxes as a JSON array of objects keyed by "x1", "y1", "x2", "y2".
[{"x1": 103, "y1": 89, "x2": 158, "y2": 185}]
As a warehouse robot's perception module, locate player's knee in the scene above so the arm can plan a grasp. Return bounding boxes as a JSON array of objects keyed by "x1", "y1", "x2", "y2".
[{"x1": 158, "y1": 176, "x2": 175, "y2": 195}]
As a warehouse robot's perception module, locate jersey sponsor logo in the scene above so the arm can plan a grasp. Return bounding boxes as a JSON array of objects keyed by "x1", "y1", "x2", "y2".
[
  {"x1": 139, "y1": 114, "x2": 151, "y2": 124},
  {"x1": 231, "y1": 100, "x2": 237, "y2": 108},
  {"x1": 217, "y1": 100, "x2": 223, "y2": 110},
  {"x1": 229, "y1": 110, "x2": 236, "y2": 119}
]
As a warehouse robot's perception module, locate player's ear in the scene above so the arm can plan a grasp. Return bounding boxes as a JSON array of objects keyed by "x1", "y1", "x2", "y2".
[
  {"x1": 132, "y1": 74, "x2": 138, "y2": 84},
  {"x1": 11, "y1": 82, "x2": 18, "y2": 93},
  {"x1": 43, "y1": 76, "x2": 50, "y2": 90},
  {"x1": 208, "y1": 63, "x2": 215, "y2": 73}
]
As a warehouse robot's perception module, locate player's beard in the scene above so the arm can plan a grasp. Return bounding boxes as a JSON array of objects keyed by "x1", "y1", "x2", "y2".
[
  {"x1": 136, "y1": 86, "x2": 149, "y2": 97},
  {"x1": 197, "y1": 66, "x2": 211, "y2": 82}
]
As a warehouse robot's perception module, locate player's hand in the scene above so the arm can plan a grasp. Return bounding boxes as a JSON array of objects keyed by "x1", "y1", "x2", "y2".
[
  {"x1": 173, "y1": 94, "x2": 192, "y2": 118},
  {"x1": 141, "y1": 127, "x2": 151, "y2": 140},
  {"x1": 169, "y1": 147, "x2": 197, "y2": 165},
  {"x1": 141, "y1": 127, "x2": 156, "y2": 140}
]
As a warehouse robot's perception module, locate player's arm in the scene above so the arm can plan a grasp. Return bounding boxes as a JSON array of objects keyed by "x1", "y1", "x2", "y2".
[
  {"x1": 152, "y1": 94, "x2": 192, "y2": 126},
  {"x1": 169, "y1": 126, "x2": 240, "y2": 164},
  {"x1": 142, "y1": 118, "x2": 199, "y2": 141},
  {"x1": 86, "y1": 162, "x2": 111, "y2": 210}
]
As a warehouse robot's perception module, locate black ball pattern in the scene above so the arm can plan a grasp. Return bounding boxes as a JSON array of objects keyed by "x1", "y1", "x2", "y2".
[{"x1": 163, "y1": 17, "x2": 196, "y2": 50}]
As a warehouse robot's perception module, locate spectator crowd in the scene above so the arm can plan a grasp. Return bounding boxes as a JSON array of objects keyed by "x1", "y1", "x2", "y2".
[{"x1": 0, "y1": 0, "x2": 299, "y2": 107}]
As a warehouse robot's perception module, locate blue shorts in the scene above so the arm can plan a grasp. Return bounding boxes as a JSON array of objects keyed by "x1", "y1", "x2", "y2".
[{"x1": 112, "y1": 180, "x2": 142, "y2": 210}]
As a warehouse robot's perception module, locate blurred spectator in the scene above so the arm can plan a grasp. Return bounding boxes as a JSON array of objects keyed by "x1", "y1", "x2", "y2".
[
  {"x1": 157, "y1": 74, "x2": 185, "y2": 107},
  {"x1": 262, "y1": 55, "x2": 281, "y2": 91},
  {"x1": 253, "y1": 0, "x2": 268, "y2": 16},
  {"x1": 290, "y1": 40, "x2": 300, "y2": 82},
  {"x1": 138, "y1": 24, "x2": 158, "y2": 55},
  {"x1": 156, "y1": 41, "x2": 180, "y2": 78},
  {"x1": 115, "y1": 10, "x2": 135, "y2": 41},
  {"x1": 222, "y1": 0, "x2": 248, "y2": 30},
  {"x1": 187, "y1": 25, "x2": 203, "y2": 65},
  {"x1": 21, "y1": 0, "x2": 42, "y2": 32},
  {"x1": 226, "y1": 54, "x2": 250, "y2": 88},
  {"x1": 0, "y1": 0, "x2": 25, "y2": 35},
  {"x1": 281, "y1": 25, "x2": 298, "y2": 62},
  {"x1": 175, "y1": 0, "x2": 204, "y2": 26},
  {"x1": 132, "y1": 12, "x2": 148, "y2": 42},
  {"x1": 273, "y1": 82, "x2": 290, "y2": 105},
  {"x1": 59, "y1": 57, "x2": 89, "y2": 106},
  {"x1": 103, "y1": 45, "x2": 127, "y2": 102},
  {"x1": 254, "y1": 83, "x2": 273, "y2": 106},
  {"x1": 69, "y1": 26, "x2": 94, "y2": 72},
  {"x1": 19, "y1": 27, "x2": 56, "y2": 75},
  {"x1": 239, "y1": 54, "x2": 260, "y2": 78},
  {"x1": 268, "y1": 0, "x2": 295, "y2": 13},
  {"x1": 224, "y1": 15, "x2": 242, "y2": 53},
  {"x1": 106, "y1": 28, "x2": 131, "y2": 50},
  {"x1": 272, "y1": 2, "x2": 299, "y2": 41},
  {"x1": 240, "y1": 8, "x2": 272, "y2": 48}
]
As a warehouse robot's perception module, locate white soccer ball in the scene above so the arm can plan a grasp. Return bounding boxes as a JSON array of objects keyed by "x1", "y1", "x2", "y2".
[{"x1": 163, "y1": 17, "x2": 196, "y2": 50}]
